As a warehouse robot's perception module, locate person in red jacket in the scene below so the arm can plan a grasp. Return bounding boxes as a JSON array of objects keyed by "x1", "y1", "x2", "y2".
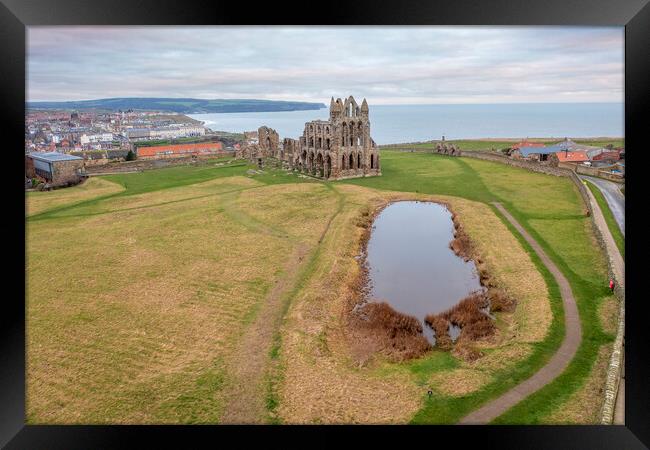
[{"x1": 609, "y1": 279, "x2": 615, "y2": 292}]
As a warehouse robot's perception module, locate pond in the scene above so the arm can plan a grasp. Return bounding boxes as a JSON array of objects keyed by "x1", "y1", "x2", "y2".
[{"x1": 365, "y1": 201, "x2": 484, "y2": 344}]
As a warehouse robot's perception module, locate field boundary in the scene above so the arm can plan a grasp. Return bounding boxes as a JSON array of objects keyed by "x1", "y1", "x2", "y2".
[{"x1": 580, "y1": 180, "x2": 625, "y2": 424}]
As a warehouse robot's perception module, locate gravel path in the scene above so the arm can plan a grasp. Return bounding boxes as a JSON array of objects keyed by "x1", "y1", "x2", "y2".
[{"x1": 459, "y1": 202, "x2": 582, "y2": 424}]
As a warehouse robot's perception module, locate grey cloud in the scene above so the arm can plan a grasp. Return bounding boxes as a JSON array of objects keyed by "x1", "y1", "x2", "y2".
[{"x1": 27, "y1": 26, "x2": 623, "y2": 104}]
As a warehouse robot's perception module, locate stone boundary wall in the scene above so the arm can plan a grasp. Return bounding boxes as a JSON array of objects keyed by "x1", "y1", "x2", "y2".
[
  {"x1": 462, "y1": 150, "x2": 572, "y2": 177},
  {"x1": 558, "y1": 161, "x2": 625, "y2": 183},
  {"x1": 577, "y1": 175, "x2": 626, "y2": 424},
  {"x1": 461, "y1": 150, "x2": 625, "y2": 424},
  {"x1": 83, "y1": 154, "x2": 238, "y2": 174}
]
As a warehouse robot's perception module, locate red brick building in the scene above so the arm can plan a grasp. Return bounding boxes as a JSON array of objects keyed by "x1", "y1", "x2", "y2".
[{"x1": 136, "y1": 142, "x2": 226, "y2": 160}]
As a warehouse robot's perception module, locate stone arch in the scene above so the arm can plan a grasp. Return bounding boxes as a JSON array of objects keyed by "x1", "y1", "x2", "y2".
[
  {"x1": 370, "y1": 154, "x2": 374, "y2": 169},
  {"x1": 341, "y1": 153, "x2": 347, "y2": 170},
  {"x1": 309, "y1": 137, "x2": 314, "y2": 148},
  {"x1": 358, "y1": 153, "x2": 362, "y2": 169},
  {"x1": 349, "y1": 153, "x2": 354, "y2": 170},
  {"x1": 317, "y1": 137, "x2": 322, "y2": 149},
  {"x1": 326, "y1": 138, "x2": 331, "y2": 149}
]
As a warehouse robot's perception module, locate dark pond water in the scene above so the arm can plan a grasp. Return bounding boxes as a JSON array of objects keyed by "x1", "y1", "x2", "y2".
[{"x1": 365, "y1": 201, "x2": 483, "y2": 344}]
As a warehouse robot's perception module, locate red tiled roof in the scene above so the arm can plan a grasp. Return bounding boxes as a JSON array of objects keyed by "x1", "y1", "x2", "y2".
[
  {"x1": 592, "y1": 151, "x2": 621, "y2": 161},
  {"x1": 137, "y1": 142, "x2": 223, "y2": 157},
  {"x1": 554, "y1": 150, "x2": 589, "y2": 162}
]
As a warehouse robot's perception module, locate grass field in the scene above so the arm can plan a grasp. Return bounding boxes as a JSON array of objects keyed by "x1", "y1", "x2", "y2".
[
  {"x1": 585, "y1": 180, "x2": 625, "y2": 258},
  {"x1": 26, "y1": 151, "x2": 613, "y2": 424}
]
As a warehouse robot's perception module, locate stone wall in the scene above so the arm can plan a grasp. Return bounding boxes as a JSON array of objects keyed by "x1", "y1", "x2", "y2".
[
  {"x1": 84, "y1": 154, "x2": 238, "y2": 174},
  {"x1": 25, "y1": 156, "x2": 35, "y2": 178},
  {"x1": 51, "y1": 159, "x2": 84, "y2": 186},
  {"x1": 462, "y1": 151, "x2": 572, "y2": 177},
  {"x1": 559, "y1": 161, "x2": 625, "y2": 183}
]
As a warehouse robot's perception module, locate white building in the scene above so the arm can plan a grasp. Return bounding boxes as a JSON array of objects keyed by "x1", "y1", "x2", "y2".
[
  {"x1": 80, "y1": 133, "x2": 114, "y2": 145},
  {"x1": 149, "y1": 125, "x2": 205, "y2": 140}
]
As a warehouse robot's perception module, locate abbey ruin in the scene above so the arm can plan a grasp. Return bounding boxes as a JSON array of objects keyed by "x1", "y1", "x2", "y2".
[{"x1": 236, "y1": 95, "x2": 381, "y2": 180}]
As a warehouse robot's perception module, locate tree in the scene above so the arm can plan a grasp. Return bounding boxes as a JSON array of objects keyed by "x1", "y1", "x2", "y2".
[{"x1": 125, "y1": 150, "x2": 136, "y2": 161}]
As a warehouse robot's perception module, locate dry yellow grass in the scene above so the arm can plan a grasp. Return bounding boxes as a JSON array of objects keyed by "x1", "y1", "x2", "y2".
[
  {"x1": 429, "y1": 368, "x2": 492, "y2": 397},
  {"x1": 598, "y1": 296, "x2": 619, "y2": 336},
  {"x1": 461, "y1": 343, "x2": 534, "y2": 372},
  {"x1": 276, "y1": 184, "x2": 553, "y2": 423},
  {"x1": 449, "y1": 200, "x2": 551, "y2": 345},
  {"x1": 26, "y1": 178, "x2": 331, "y2": 423},
  {"x1": 237, "y1": 183, "x2": 338, "y2": 242},
  {"x1": 543, "y1": 343, "x2": 613, "y2": 424},
  {"x1": 277, "y1": 185, "x2": 423, "y2": 424},
  {"x1": 26, "y1": 177, "x2": 124, "y2": 216}
]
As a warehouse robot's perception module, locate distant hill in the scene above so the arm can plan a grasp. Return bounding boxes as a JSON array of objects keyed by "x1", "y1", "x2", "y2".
[{"x1": 27, "y1": 98, "x2": 327, "y2": 113}]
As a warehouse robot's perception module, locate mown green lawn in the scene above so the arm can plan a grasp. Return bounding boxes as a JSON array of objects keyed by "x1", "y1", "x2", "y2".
[
  {"x1": 585, "y1": 180, "x2": 625, "y2": 258},
  {"x1": 343, "y1": 150, "x2": 612, "y2": 423}
]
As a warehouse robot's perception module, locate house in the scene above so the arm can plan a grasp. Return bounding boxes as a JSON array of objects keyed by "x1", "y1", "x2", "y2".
[
  {"x1": 26, "y1": 151, "x2": 84, "y2": 187},
  {"x1": 549, "y1": 150, "x2": 589, "y2": 166}
]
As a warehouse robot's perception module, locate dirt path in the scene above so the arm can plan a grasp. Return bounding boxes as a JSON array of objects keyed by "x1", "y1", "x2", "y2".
[
  {"x1": 459, "y1": 202, "x2": 582, "y2": 424},
  {"x1": 218, "y1": 243, "x2": 310, "y2": 423},
  {"x1": 218, "y1": 184, "x2": 344, "y2": 424}
]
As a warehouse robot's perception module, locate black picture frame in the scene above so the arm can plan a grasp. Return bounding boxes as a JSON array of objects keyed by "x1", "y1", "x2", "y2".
[{"x1": 2, "y1": 1, "x2": 648, "y2": 448}]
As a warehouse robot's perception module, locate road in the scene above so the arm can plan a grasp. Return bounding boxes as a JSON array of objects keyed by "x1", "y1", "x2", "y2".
[{"x1": 579, "y1": 175, "x2": 625, "y2": 237}]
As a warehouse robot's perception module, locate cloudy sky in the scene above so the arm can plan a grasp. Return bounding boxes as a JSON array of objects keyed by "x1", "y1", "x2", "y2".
[{"x1": 27, "y1": 26, "x2": 624, "y2": 104}]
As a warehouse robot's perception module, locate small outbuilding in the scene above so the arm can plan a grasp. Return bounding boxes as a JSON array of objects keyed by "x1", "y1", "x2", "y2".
[
  {"x1": 26, "y1": 151, "x2": 84, "y2": 187},
  {"x1": 512, "y1": 145, "x2": 556, "y2": 161}
]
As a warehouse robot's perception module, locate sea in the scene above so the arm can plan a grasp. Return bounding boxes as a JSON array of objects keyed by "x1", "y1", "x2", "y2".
[{"x1": 189, "y1": 103, "x2": 623, "y2": 145}]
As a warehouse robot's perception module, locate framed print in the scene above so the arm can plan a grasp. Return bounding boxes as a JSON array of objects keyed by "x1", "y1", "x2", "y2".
[{"x1": 1, "y1": 0, "x2": 648, "y2": 448}]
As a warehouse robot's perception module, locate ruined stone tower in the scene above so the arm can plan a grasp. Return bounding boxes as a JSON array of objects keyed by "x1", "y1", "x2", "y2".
[
  {"x1": 238, "y1": 95, "x2": 381, "y2": 180},
  {"x1": 292, "y1": 95, "x2": 380, "y2": 179}
]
